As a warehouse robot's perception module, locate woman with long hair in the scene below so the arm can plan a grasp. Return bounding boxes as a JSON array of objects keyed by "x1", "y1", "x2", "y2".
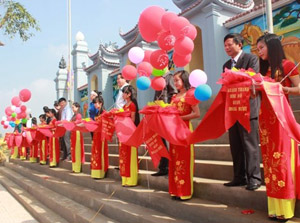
[
  {"x1": 91, "y1": 92, "x2": 109, "y2": 179},
  {"x1": 118, "y1": 85, "x2": 140, "y2": 186},
  {"x1": 256, "y1": 33, "x2": 300, "y2": 221},
  {"x1": 48, "y1": 109, "x2": 60, "y2": 167},
  {"x1": 70, "y1": 102, "x2": 85, "y2": 173},
  {"x1": 169, "y1": 70, "x2": 200, "y2": 200}
]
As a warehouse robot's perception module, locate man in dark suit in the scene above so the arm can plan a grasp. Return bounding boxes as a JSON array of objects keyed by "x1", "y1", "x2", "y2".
[{"x1": 222, "y1": 33, "x2": 261, "y2": 191}]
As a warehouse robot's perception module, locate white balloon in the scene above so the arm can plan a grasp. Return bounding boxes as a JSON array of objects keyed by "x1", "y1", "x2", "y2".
[
  {"x1": 4, "y1": 121, "x2": 9, "y2": 126},
  {"x1": 11, "y1": 105, "x2": 16, "y2": 112},
  {"x1": 2, "y1": 116, "x2": 7, "y2": 121},
  {"x1": 15, "y1": 107, "x2": 21, "y2": 114}
]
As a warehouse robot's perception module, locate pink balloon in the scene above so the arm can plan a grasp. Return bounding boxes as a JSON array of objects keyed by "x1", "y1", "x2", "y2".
[
  {"x1": 19, "y1": 89, "x2": 31, "y2": 102},
  {"x1": 138, "y1": 6, "x2": 165, "y2": 42},
  {"x1": 189, "y1": 69, "x2": 207, "y2": 87},
  {"x1": 122, "y1": 65, "x2": 137, "y2": 80},
  {"x1": 185, "y1": 88, "x2": 200, "y2": 105},
  {"x1": 5, "y1": 106, "x2": 13, "y2": 116},
  {"x1": 161, "y1": 12, "x2": 178, "y2": 31},
  {"x1": 170, "y1": 16, "x2": 190, "y2": 39},
  {"x1": 143, "y1": 50, "x2": 153, "y2": 63},
  {"x1": 128, "y1": 47, "x2": 144, "y2": 64},
  {"x1": 173, "y1": 53, "x2": 192, "y2": 67},
  {"x1": 174, "y1": 36, "x2": 194, "y2": 56},
  {"x1": 137, "y1": 62, "x2": 153, "y2": 77},
  {"x1": 15, "y1": 107, "x2": 21, "y2": 114},
  {"x1": 186, "y1": 24, "x2": 197, "y2": 40},
  {"x1": 20, "y1": 105, "x2": 27, "y2": 112},
  {"x1": 157, "y1": 31, "x2": 176, "y2": 51},
  {"x1": 11, "y1": 96, "x2": 21, "y2": 107},
  {"x1": 150, "y1": 49, "x2": 169, "y2": 70},
  {"x1": 151, "y1": 77, "x2": 166, "y2": 91}
]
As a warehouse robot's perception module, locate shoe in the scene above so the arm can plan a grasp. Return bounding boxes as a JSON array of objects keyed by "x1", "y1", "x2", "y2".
[
  {"x1": 224, "y1": 180, "x2": 247, "y2": 187},
  {"x1": 151, "y1": 170, "x2": 168, "y2": 177},
  {"x1": 114, "y1": 167, "x2": 120, "y2": 170},
  {"x1": 245, "y1": 183, "x2": 261, "y2": 191}
]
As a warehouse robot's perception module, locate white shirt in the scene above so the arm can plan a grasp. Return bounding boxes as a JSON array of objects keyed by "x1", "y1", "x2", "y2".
[
  {"x1": 61, "y1": 104, "x2": 73, "y2": 121},
  {"x1": 115, "y1": 83, "x2": 129, "y2": 109},
  {"x1": 232, "y1": 50, "x2": 243, "y2": 68}
]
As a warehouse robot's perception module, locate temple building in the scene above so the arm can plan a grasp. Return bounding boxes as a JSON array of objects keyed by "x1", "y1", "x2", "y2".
[{"x1": 54, "y1": 0, "x2": 300, "y2": 117}]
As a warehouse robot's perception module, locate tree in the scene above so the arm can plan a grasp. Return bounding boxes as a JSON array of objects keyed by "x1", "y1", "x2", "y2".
[{"x1": 0, "y1": 0, "x2": 40, "y2": 44}]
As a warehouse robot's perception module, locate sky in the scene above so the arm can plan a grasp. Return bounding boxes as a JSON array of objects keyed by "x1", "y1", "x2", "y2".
[{"x1": 0, "y1": 0, "x2": 180, "y2": 136}]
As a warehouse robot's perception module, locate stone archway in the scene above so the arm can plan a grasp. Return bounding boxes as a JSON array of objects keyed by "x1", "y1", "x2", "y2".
[
  {"x1": 91, "y1": 74, "x2": 98, "y2": 91},
  {"x1": 186, "y1": 26, "x2": 204, "y2": 72}
]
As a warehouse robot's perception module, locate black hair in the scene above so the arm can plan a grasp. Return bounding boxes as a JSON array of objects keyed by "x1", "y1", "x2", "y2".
[
  {"x1": 117, "y1": 74, "x2": 129, "y2": 83},
  {"x1": 256, "y1": 33, "x2": 286, "y2": 80},
  {"x1": 32, "y1": 117, "x2": 37, "y2": 125},
  {"x1": 39, "y1": 114, "x2": 46, "y2": 121},
  {"x1": 43, "y1": 106, "x2": 50, "y2": 113},
  {"x1": 72, "y1": 102, "x2": 81, "y2": 109},
  {"x1": 224, "y1": 33, "x2": 244, "y2": 48},
  {"x1": 53, "y1": 101, "x2": 59, "y2": 107},
  {"x1": 174, "y1": 70, "x2": 191, "y2": 90},
  {"x1": 58, "y1": 97, "x2": 66, "y2": 103},
  {"x1": 49, "y1": 108, "x2": 57, "y2": 117},
  {"x1": 92, "y1": 91, "x2": 105, "y2": 115},
  {"x1": 122, "y1": 85, "x2": 140, "y2": 126}
]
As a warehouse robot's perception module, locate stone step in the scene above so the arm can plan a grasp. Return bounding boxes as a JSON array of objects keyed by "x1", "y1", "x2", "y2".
[
  {"x1": 6, "y1": 159, "x2": 280, "y2": 223},
  {"x1": 11, "y1": 158, "x2": 300, "y2": 219},
  {"x1": 3, "y1": 161, "x2": 189, "y2": 223},
  {"x1": 84, "y1": 143, "x2": 234, "y2": 162},
  {"x1": 0, "y1": 165, "x2": 117, "y2": 223},
  {"x1": 0, "y1": 173, "x2": 69, "y2": 223}
]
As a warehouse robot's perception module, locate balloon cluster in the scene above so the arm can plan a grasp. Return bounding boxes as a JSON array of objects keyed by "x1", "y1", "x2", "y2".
[
  {"x1": 121, "y1": 5, "x2": 212, "y2": 102},
  {"x1": 1, "y1": 89, "x2": 32, "y2": 129}
]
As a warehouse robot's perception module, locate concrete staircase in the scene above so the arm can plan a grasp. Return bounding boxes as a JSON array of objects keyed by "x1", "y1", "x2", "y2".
[{"x1": 0, "y1": 109, "x2": 299, "y2": 222}]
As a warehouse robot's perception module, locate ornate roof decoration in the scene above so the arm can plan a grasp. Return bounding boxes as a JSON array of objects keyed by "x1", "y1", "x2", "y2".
[
  {"x1": 59, "y1": 56, "x2": 67, "y2": 69},
  {"x1": 119, "y1": 24, "x2": 139, "y2": 41},
  {"x1": 224, "y1": 0, "x2": 292, "y2": 28},
  {"x1": 109, "y1": 68, "x2": 121, "y2": 76},
  {"x1": 84, "y1": 55, "x2": 120, "y2": 73}
]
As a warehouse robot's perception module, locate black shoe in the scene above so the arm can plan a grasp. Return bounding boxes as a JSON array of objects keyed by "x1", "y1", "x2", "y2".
[
  {"x1": 245, "y1": 183, "x2": 261, "y2": 191},
  {"x1": 151, "y1": 170, "x2": 168, "y2": 177},
  {"x1": 224, "y1": 180, "x2": 247, "y2": 187},
  {"x1": 114, "y1": 167, "x2": 120, "y2": 170}
]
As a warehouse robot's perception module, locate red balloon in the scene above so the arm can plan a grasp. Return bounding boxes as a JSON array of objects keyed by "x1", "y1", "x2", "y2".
[
  {"x1": 1, "y1": 120, "x2": 4, "y2": 125},
  {"x1": 143, "y1": 50, "x2": 153, "y2": 63},
  {"x1": 170, "y1": 16, "x2": 190, "y2": 39},
  {"x1": 151, "y1": 77, "x2": 166, "y2": 91},
  {"x1": 137, "y1": 62, "x2": 153, "y2": 77},
  {"x1": 138, "y1": 6, "x2": 165, "y2": 42},
  {"x1": 20, "y1": 105, "x2": 27, "y2": 112},
  {"x1": 4, "y1": 125, "x2": 8, "y2": 129},
  {"x1": 173, "y1": 52, "x2": 192, "y2": 67},
  {"x1": 185, "y1": 88, "x2": 200, "y2": 105},
  {"x1": 19, "y1": 89, "x2": 31, "y2": 102},
  {"x1": 5, "y1": 106, "x2": 13, "y2": 116},
  {"x1": 11, "y1": 96, "x2": 21, "y2": 107},
  {"x1": 20, "y1": 112, "x2": 27, "y2": 119},
  {"x1": 174, "y1": 36, "x2": 194, "y2": 56},
  {"x1": 186, "y1": 24, "x2": 197, "y2": 40},
  {"x1": 157, "y1": 31, "x2": 176, "y2": 51},
  {"x1": 150, "y1": 49, "x2": 169, "y2": 70},
  {"x1": 161, "y1": 12, "x2": 178, "y2": 31},
  {"x1": 122, "y1": 65, "x2": 137, "y2": 80}
]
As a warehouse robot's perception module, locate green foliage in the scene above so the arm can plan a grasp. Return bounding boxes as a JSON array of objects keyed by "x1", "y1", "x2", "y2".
[
  {"x1": 273, "y1": 13, "x2": 282, "y2": 26},
  {"x1": 279, "y1": 6, "x2": 292, "y2": 16},
  {"x1": 280, "y1": 16, "x2": 298, "y2": 28},
  {"x1": 0, "y1": 0, "x2": 40, "y2": 41}
]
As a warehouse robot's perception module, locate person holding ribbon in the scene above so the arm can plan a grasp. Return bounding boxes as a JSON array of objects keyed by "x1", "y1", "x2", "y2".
[
  {"x1": 119, "y1": 85, "x2": 140, "y2": 187},
  {"x1": 256, "y1": 33, "x2": 300, "y2": 221},
  {"x1": 169, "y1": 70, "x2": 200, "y2": 200},
  {"x1": 91, "y1": 92, "x2": 109, "y2": 179},
  {"x1": 70, "y1": 102, "x2": 85, "y2": 173}
]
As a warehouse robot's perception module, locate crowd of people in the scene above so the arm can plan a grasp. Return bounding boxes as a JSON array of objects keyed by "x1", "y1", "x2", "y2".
[{"x1": 6, "y1": 33, "x2": 300, "y2": 222}]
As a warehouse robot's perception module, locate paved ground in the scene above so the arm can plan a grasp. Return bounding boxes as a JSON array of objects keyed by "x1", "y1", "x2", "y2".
[{"x1": 0, "y1": 184, "x2": 38, "y2": 223}]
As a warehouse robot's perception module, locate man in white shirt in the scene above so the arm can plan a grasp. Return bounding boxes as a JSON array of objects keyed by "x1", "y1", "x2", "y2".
[
  {"x1": 115, "y1": 74, "x2": 129, "y2": 109},
  {"x1": 58, "y1": 97, "x2": 73, "y2": 160}
]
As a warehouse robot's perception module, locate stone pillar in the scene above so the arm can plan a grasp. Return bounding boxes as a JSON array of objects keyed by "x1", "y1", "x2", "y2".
[
  {"x1": 72, "y1": 31, "x2": 89, "y2": 103},
  {"x1": 54, "y1": 57, "x2": 68, "y2": 100}
]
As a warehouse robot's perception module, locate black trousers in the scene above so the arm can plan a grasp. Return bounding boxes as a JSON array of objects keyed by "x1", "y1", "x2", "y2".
[
  {"x1": 228, "y1": 120, "x2": 261, "y2": 185},
  {"x1": 158, "y1": 138, "x2": 169, "y2": 172}
]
